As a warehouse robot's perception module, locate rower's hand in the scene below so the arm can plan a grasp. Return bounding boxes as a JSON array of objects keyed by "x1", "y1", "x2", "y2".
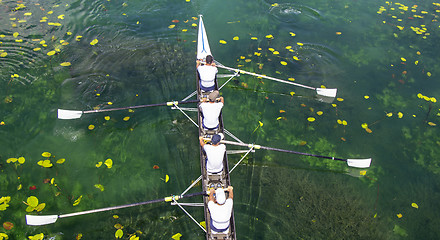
[{"x1": 227, "y1": 186, "x2": 233, "y2": 191}]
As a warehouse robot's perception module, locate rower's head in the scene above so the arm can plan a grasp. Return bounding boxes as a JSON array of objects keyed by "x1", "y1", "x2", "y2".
[
  {"x1": 215, "y1": 188, "x2": 226, "y2": 205},
  {"x1": 206, "y1": 55, "x2": 214, "y2": 64},
  {"x1": 208, "y1": 90, "x2": 219, "y2": 102},
  {"x1": 211, "y1": 134, "x2": 221, "y2": 145}
]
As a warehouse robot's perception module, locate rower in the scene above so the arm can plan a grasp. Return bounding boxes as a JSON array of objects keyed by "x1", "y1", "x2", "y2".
[
  {"x1": 208, "y1": 186, "x2": 234, "y2": 234},
  {"x1": 199, "y1": 134, "x2": 226, "y2": 175},
  {"x1": 197, "y1": 55, "x2": 218, "y2": 92},
  {"x1": 200, "y1": 90, "x2": 224, "y2": 131}
]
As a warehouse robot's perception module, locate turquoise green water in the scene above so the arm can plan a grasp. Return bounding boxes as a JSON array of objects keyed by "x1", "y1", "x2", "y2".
[{"x1": 1, "y1": 0, "x2": 440, "y2": 239}]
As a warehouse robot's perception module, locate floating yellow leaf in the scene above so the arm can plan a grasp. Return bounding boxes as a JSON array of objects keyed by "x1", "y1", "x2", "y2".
[
  {"x1": 337, "y1": 119, "x2": 342, "y2": 124},
  {"x1": 337, "y1": 98, "x2": 344, "y2": 102},
  {"x1": 280, "y1": 61, "x2": 287, "y2": 66},
  {"x1": 427, "y1": 72, "x2": 431, "y2": 77},
  {"x1": 273, "y1": 51, "x2": 279, "y2": 55},
  {"x1": 7, "y1": 158, "x2": 17, "y2": 163},
  {"x1": 290, "y1": 92, "x2": 295, "y2": 96},
  {"x1": 401, "y1": 57, "x2": 406, "y2": 62},
  {"x1": 342, "y1": 120, "x2": 348, "y2": 126},
  {"x1": 428, "y1": 122, "x2": 436, "y2": 126},
  {"x1": 28, "y1": 233, "x2": 44, "y2": 240},
  {"x1": 200, "y1": 221, "x2": 206, "y2": 229},
  {"x1": 265, "y1": 34, "x2": 274, "y2": 39},
  {"x1": 411, "y1": 202, "x2": 419, "y2": 209},
  {"x1": 123, "y1": 116, "x2": 130, "y2": 121},
  {"x1": 293, "y1": 56, "x2": 299, "y2": 61},
  {"x1": 397, "y1": 25, "x2": 404, "y2": 30},
  {"x1": 33, "y1": 48, "x2": 41, "y2": 51},
  {"x1": 386, "y1": 112, "x2": 393, "y2": 117},
  {"x1": 90, "y1": 39, "x2": 99, "y2": 45},
  {"x1": 233, "y1": 36, "x2": 239, "y2": 40},
  {"x1": 108, "y1": 102, "x2": 113, "y2": 105},
  {"x1": 364, "y1": 95, "x2": 369, "y2": 99},
  {"x1": 359, "y1": 170, "x2": 367, "y2": 176},
  {"x1": 129, "y1": 235, "x2": 139, "y2": 240},
  {"x1": 219, "y1": 40, "x2": 227, "y2": 44},
  {"x1": 42, "y1": 152, "x2": 52, "y2": 157},
  {"x1": 431, "y1": 97, "x2": 437, "y2": 103},
  {"x1": 316, "y1": 111, "x2": 323, "y2": 116},
  {"x1": 94, "y1": 184, "x2": 105, "y2": 191},
  {"x1": 88, "y1": 124, "x2": 95, "y2": 130},
  {"x1": 13, "y1": 32, "x2": 19, "y2": 38},
  {"x1": 276, "y1": 117, "x2": 283, "y2": 120},
  {"x1": 168, "y1": 24, "x2": 175, "y2": 29},
  {"x1": 73, "y1": 195, "x2": 82, "y2": 206},
  {"x1": 38, "y1": 160, "x2": 53, "y2": 168},
  {"x1": 251, "y1": 37, "x2": 258, "y2": 40},
  {"x1": 165, "y1": 174, "x2": 170, "y2": 183},
  {"x1": 307, "y1": 117, "x2": 315, "y2": 122},
  {"x1": 115, "y1": 229, "x2": 123, "y2": 238},
  {"x1": 415, "y1": 60, "x2": 418, "y2": 65},
  {"x1": 35, "y1": 203, "x2": 46, "y2": 212},
  {"x1": 104, "y1": 159, "x2": 113, "y2": 168},
  {"x1": 113, "y1": 215, "x2": 119, "y2": 219},
  {"x1": 398, "y1": 112, "x2": 403, "y2": 118},
  {"x1": 76, "y1": 35, "x2": 82, "y2": 41},
  {"x1": 297, "y1": 42, "x2": 304, "y2": 46},
  {"x1": 60, "y1": 62, "x2": 71, "y2": 66},
  {"x1": 397, "y1": 213, "x2": 403, "y2": 218},
  {"x1": 56, "y1": 158, "x2": 65, "y2": 164},
  {"x1": 182, "y1": 29, "x2": 187, "y2": 32},
  {"x1": 171, "y1": 233, "x2": 182, "y2": 240},
  {"x1": 27, "y1": 196, "x2": 39, "y2": 208},
  {"x1": 58, "y1": 14, "x2": 65, "y2": 19},
  {"x1": 0, "y1": 52, "x2": 7, "y2": 57},
  {"x1": 191, "y1": 23, "x2": 197, "y2": 27},
  {"x1": 47, "y1": 51, "x2": 56, "y2": 56},
  {"x1": 361, "y1": 123, "x2": 368, "y2": 129},
  {"x1": 105, "y1": 116, "x2": 110, "y2": 120},
  {"x1": 259, "y1": 121, "x2": 263, "y2": 127},
  {"x1": 96, "y1": 161, "x2": 102, "y2": 167},
  {"x1": 114, "y1": 223, "x2": 123, "y2": 229}
]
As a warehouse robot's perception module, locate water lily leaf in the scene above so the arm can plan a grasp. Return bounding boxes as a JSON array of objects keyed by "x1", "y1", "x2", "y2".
[
  {"x1": 104, "y1": 159, "x2": 113, "y2": 168},
  {"x1": 0, "y1": 52, "x2": 7, "y2": 57},
  {"x1": 94, "y1": 184, "x2": 105, "y2": 191},
  {"x1": 27, "y1": 196, "x2": 39, "y2": 207},
  {"x1": 56, "y1": 158, "x2": 65, "y2": 164},
  {"x1": 3, "y1": 221, "x2": 14, "y2": 230},
  {"x1": 129, "y1": 235, "x2": 139, "y2": 240},
  {"x1": 28, "y1": 233, "x2": 44, "y2": 240},
  {"x1": 42, "y1": 152, "x2": 51, "y2": 157},
  {"x1": 73, "y1": 195, "x2": 82, "y2": 206},
  {"x1": 115, "y1": 229, "x2": 123, "y2": 238},
  {"x1": 6, "y1": 158, "x2": 17, "y2": 163},
  {"x1": 171, "y1": 233, "x2": 182, "y2": 240},
  {"x1": 96, "y1": 161, "x2": 103, "y2": 167},
  {"x1": 60, "y1": 62, "x2": 71, "y2": 66},
  {"x1": 398, "y1": 112, "x2": 403, "y2": 118},
  {"x1": 90, "y1": 39, "x2": 99, "y2": 45},
  {"x1": 411, "y1": 202, "x2": 419, "y2": 209},
  {"x1": 0, "y1": 203, "x2": 10, "y2": 211},
  {"x1": 38, "y1": 160, "x2": 53, "y2": 168},
  {"x1": 35, "y1": 203, "x2": 46, "y2": 212},
  {"x1": 114, "y1": 223, "x2": 123, "y2": 229},
  {"x1": 18, "y1": 157, "x2": 25, "y2": 164}
]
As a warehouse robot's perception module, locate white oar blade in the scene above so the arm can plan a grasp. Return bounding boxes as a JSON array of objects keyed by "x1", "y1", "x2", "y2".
[
  {"x1": 347, "y1": 158, "x2": 372, "y2": 168},
  {"x1": 58, "y1": 109, "x2": 83, "y2": 119},
  {"x1": 316, "y1": 88, "x2": 337, "y2": 98},
  {"x1": 26, "y1": 215, "x2": 58, "y2": 226}
]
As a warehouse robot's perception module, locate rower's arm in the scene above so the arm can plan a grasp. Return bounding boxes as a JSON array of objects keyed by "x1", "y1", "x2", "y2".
[
  {"x1": 196, "y1": 60, "x2": 201, "y2": 68},
  {"x1": 227, "y1": 186, "x2": 233, "y2": 200},
  {"x1": 209, "y1": 189, "x2": 215, "y2": 202},
  {"x1": 199, "y1": 136, "x2": 206, "y2": 147},
  {"x1": 219, "y1": 96, "x2": 224, "y2": 104}
]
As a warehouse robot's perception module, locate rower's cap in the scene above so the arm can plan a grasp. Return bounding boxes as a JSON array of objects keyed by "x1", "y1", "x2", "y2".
[
  {"x1": 208, "y1": 90, "x2": 219, "y2": 102},
  {"x1": 215, "y1": 188, "x2": 226, "y2": 205},
  {"x1": 211, "y1": 134, "x2": 221, "y2": 145}
]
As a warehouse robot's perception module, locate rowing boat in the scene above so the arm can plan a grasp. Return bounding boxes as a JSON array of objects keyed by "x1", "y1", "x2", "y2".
[{"x1": 197, "y1": 16, "x2": 237, "y2": 240}]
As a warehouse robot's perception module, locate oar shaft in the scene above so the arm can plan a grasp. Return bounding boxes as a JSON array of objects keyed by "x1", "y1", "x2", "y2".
[
  {"x1": 220, "y1": 140, "x2": 345, "y2": 161},
  {"x1": 216, "y1": 65, "x2": 315, "y2": 90},
  {"x1": 82, "y1": 99, "x2": 199, "y2": 114},
  {"x1": 60, "y1": 191, "x2": 206, "y2": 219}
]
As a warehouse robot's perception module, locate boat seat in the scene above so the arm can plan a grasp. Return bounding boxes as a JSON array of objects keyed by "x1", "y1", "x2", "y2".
[
  {"x1": 207, "y1": 174, "x2": 223, "y2": 183},
  {"x1": 210, "y1": 233, "x2": 229, "y2": 240}
]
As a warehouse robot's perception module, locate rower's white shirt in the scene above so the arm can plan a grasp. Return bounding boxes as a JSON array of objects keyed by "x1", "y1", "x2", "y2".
[
  {"x1": 204, "y1": 144, "x2": 226, "y2": 173},
  {"x1": 198, "y1": 65, "x2": 218, "y2": 88},
  {"x1": 208, "y1": 198, "x2": 233, "y2": 230},
  {"x1": 200, "y1": 102, "x2": 223, "y2": 129}
]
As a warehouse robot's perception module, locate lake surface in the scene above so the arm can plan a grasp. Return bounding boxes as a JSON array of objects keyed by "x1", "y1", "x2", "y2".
[{"x1": 1, "y1": 0, "x2": 440, "y2": 239}]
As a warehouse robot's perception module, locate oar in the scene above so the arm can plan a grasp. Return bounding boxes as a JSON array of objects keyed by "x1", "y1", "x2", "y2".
[
  {"x1": 216, "y1": 65, "x2": 337, "y2": 98},
  {"x1": 58, "y1": 99, "x2": 199, "y2": 119},
  {"x1": 212, "y1": 139, "x2": 371, "y2": 168},
  {"x1": 26, "y1": 191, "x2": 207, "y2": 226}
]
